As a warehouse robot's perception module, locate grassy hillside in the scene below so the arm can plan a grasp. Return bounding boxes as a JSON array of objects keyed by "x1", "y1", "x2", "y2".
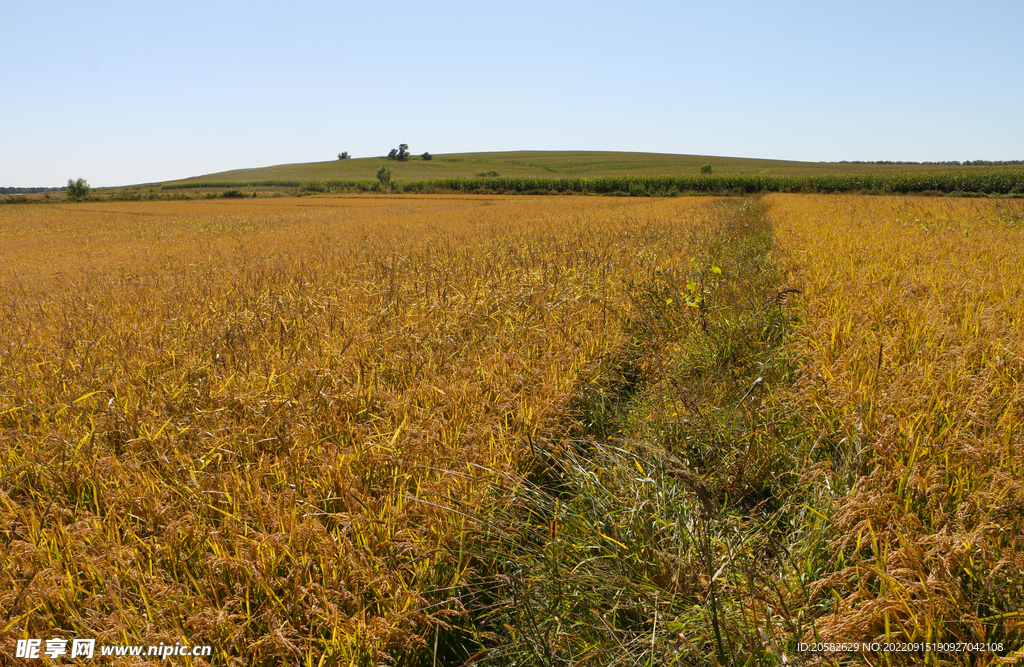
[{"x1": 158, "y1": 150, "x2": 1023, "y2": 187}]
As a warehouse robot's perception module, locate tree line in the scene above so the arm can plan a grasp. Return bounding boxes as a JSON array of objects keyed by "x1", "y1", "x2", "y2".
[{"x1": 336, "y1": 144, "x2": 432, "y2": 161}]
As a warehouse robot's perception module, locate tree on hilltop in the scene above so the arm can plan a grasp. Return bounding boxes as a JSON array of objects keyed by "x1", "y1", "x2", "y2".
[{"x1": 387, "y1": 144, "x2": 410, "y2": 161}]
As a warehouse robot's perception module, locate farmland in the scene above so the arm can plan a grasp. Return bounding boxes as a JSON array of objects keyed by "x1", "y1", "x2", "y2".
[
  {"x1": 1, "y1": 194, "x2": 1023, "y2": 665},
  {"x1": 5, "y1": 152, "x2": 1022, "y2": 203},
  {"x1": 160, "y1": 151, "x2": 1024, "y2": 186},
  {"x1": 116, "y1": 151, "x2": 1024, "y2": 199}
]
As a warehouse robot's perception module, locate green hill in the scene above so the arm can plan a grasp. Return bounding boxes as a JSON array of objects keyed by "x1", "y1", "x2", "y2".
[{"x1": 158, "y1": 150, "x2": 1021, "y2": 188}]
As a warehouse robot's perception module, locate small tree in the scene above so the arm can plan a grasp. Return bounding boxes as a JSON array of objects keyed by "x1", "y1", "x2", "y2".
[
  {"x1": 388, "y1": 144, "x2": 410, "y2": 161},
  {"x1": 421, "y1": 152, "x2": 432, "y2": 161},
  {"x1": 66, "y1": 178, "x2": 90, "y2": 200},
  {"x1": 338, "y1": 151, "x2": 350, "y2": 160},
  {"x1": 700, "y1": 164, "x2": 713, "y2": 174},
  {"x1": 376, "y1": 165, "x2": 392, "y2": 190}
]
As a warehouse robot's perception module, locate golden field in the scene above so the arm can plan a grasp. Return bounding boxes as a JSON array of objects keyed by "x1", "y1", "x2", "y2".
[
  {"x1": 767, "y1": 195, "x2": 1024, "y2": 656},
  {"x1": 0, "y1": 195, "x2": 724, "y2": 664},
  {"x1": 1, "y1": 193, "x2": 1022, "y2": 665}
]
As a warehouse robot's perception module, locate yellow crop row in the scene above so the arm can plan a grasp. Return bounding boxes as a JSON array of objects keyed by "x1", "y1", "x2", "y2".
[{"x1": 769, "y1": 194, "x2": 1024, "y2": 650}]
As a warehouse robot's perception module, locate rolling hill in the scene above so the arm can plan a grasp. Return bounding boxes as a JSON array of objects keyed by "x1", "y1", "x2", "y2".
[{"x1": 156, "y1": 150, "x2": 1020, "y2": 188}]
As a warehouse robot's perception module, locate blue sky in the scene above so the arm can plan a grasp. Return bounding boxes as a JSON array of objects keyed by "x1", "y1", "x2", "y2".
[{"x1": 3, "y1": 0, "x2": 1022, "y2": 187}]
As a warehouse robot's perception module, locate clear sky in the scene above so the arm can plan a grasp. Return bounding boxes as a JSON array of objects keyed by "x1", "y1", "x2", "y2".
[{"x1": 3, "y1": 0, "x2": 1022, "y2": 187}]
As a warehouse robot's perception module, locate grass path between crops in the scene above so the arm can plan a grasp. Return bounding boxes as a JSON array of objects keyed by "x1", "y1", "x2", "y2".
[{"x1": 419, "y1": 197, "x2": 833, "y2": 665}]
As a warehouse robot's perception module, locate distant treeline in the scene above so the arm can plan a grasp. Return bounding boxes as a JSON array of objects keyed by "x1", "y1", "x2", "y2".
[
  {"x1": 0, "y1": 186, "x2": 65, "y2": 194},
  {"x1": 831, "y1": 160, "x2": 1024, "y2": 166},
  {"x1": 162, "y1": 171, "x2": 1024, "y2": 196}
]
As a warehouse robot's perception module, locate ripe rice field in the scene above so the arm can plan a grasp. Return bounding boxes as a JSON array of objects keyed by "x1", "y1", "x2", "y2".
[{"x1": 1, "y1": 194, "x2": 1022, "y2": 665}]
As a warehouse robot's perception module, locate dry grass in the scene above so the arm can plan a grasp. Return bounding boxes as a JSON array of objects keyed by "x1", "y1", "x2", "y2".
[
  {"x1": 0, "y1": 195, "x2": 723, "y2": 664},
  {"x1": 769, "y1": 194, "x2": 1024, "y2": 660}
]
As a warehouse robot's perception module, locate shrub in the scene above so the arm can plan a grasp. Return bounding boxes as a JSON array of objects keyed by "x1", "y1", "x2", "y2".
[
  {"x1": 112, "y1": 189, "x2": 142, "y2": 201},
  {"x1": 338, "y1": 152, "x2": 351, "y2": 160},
  {"x1": 300, "y1": 180, "x2": 328, "y2": 193},
  {"x1": 376, "y1": 165, "x2": 393, "y2": 189},
  {"x1": 422, "y1": 152, "x2": 432, "y2": 161},
  {"x1": 66, "y1": 178, "x2": 90, "y2": 200},
  {"x1": 700, "y1": 164, "x2": 713, "y2": 174},
  {"x1": 222, "y1": 189, "x2": 247, "y2": 198}
]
